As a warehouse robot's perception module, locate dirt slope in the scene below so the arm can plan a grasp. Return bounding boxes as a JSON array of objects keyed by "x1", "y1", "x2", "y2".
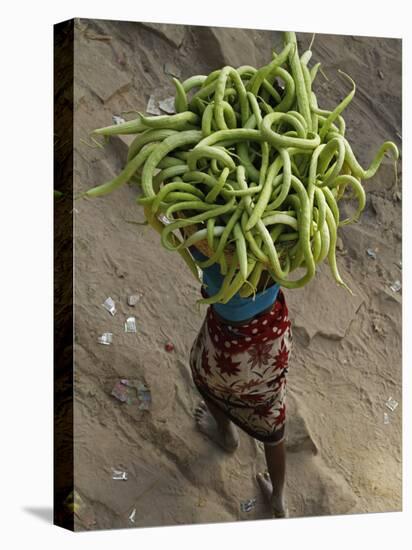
[{"x1": 70, "y1": 19, "x2": 402, "y2": 529}]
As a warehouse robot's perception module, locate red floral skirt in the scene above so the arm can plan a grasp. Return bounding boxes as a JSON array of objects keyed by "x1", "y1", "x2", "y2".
[{"x1": 189, "y1": 290, "x2": 293, "y2": 445}]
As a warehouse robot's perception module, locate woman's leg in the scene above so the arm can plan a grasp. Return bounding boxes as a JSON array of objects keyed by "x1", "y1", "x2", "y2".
[
  {"x1": 194, "y1": 397, "x2": 239, "y2": 452},
  {"x1": 257, "y1": 440, "x2": 287, "y2": 517}
]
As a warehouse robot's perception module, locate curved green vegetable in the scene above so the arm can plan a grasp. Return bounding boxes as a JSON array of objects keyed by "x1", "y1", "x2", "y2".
[{"x1": 85, "y1": 30, "x2": 399, "y2": 299}]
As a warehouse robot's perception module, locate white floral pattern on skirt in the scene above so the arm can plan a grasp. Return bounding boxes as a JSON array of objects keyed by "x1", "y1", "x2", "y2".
[{"x1": 189, "y1": 290, "x2": 292, "y2": 444}]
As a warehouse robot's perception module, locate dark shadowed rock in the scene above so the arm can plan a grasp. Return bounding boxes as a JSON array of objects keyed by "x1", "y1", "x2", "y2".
[
  {"x1": 138, "y1": 22, "x2": 186, "y2": 49},
  {"x1": 209, "y1": 27, "x2": 258, "y2": 68},
  {"x1": 75, "y1": 35, "x2": 131, "y2": 103}
]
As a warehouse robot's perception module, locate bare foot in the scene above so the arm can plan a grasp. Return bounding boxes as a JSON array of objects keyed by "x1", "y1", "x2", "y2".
[
  {"x1": 194, "y1": 401, "x2": 239, "y2": 453},
  {"x1": 256, "y1": 471, "x2": 288, "y2": 518}
]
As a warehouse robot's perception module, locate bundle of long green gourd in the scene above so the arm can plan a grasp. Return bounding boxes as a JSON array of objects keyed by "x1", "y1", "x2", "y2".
[{"x1": 85, "y1": 31, "x2": 399, "y2": 305}]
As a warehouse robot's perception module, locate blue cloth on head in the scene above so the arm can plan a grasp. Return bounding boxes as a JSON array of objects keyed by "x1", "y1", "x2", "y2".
[{"x1": 189, "y1": 246, "x2": 280, "y2": 323}]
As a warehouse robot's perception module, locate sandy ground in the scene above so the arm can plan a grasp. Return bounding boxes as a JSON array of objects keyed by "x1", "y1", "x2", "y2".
[{"x1": 71, "y1": 19, "x2": 402, "y2": 530}]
